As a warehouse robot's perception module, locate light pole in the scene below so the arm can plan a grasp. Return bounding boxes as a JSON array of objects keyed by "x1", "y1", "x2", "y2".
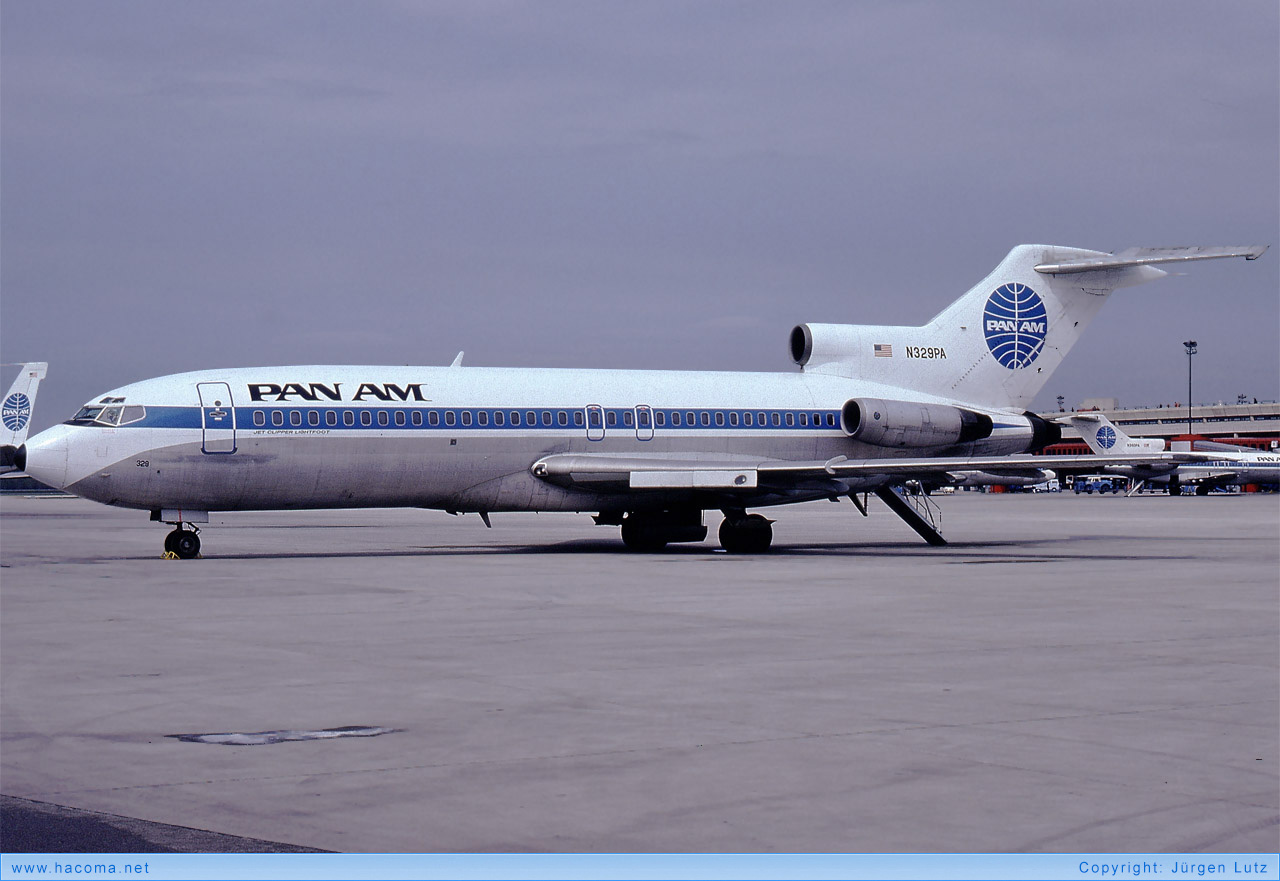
[{"x1": 1183, "y1": 340, "x2": 1197, "y2": 436}]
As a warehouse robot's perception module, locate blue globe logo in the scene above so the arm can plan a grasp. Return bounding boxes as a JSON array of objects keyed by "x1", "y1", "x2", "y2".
[
  {"x1": 1096, "y1": 425, "x2": 1117, "y2": 449},
  {"x1": 2, "y1": 393, "x2": 31, "y2": 432},
  {"x1": 983, "y1": 283, "x2": 1048, "y2": 369}
]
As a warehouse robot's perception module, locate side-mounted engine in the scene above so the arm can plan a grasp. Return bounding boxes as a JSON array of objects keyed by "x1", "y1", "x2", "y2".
[{"x1": 840, "y1": 398, "x2": 993, "y2": 449}]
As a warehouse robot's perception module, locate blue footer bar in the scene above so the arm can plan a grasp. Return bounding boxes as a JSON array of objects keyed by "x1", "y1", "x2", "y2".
[{"x1": 1, "y1": 853, "x2": 1277, "y2": 881}]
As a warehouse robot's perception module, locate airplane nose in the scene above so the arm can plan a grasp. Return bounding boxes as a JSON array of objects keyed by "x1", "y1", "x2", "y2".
[{"x1": 20, "y1": 426, "x2": 69, "y2": 490}]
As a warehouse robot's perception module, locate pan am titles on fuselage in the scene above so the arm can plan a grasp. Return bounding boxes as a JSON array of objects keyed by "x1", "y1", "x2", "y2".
[{"x1": 15, "y1": 244, "x2": 1267, "y2": 557}]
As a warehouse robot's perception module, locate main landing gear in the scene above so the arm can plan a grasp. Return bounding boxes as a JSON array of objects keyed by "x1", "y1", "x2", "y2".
[
  {"x1": 718, "y1": 512, "x2": 774, "y2": 554},
  {"x1": 614, "y1": 508, "x2": 774, "y2": 553},
  {"x1": 163, "y1": 525, "x2": 201, "y2": 559}
]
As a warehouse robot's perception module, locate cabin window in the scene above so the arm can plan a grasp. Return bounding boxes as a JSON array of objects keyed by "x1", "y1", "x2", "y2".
[
  {"x1": 700, "y1": 411, "x2": 710, "y2": 426},
  {"x1": 729, "y1": 412, "x2": 739, "y2": 426},
  {"x1": 478, "y1": 411, "x2": 489, "y2": 426},
  {"x1": 759, "y1": 412, "x2": 768, "y2": 426},
  {"x1": 253, "y1": 411, "x2": 265, "y2": 426},
  {"x1": 361, "y1": 411, "x2": 373, "y2": 426},
  {"x1": 799, "y1": 413, "x2": 809, "y2": 427},
  {"x1": 411, "y1": 411, "x2": 422, "y2": 426},
  {"x1": 428, "y1": 411, "x2": 439, "y2": 426},
  {"x1": 510, "y1": 411, "x2": 521, "y2": 426},
  {"x1": 715, "y1": 412, "x2": 725, "y2": 427},
  {"x1": 557, "y1": 411, "x2": 568, "y2": 426},
  {"x1": 494, "y1": 411, "x2": 504, "y2": 426},
  {"x1": 290, "y1": 410, "x2": 303, "y2": 426},
  {"x1": 378, "y1": 411, "x2": 389, "y2": 426},
  {"x1": 325, "y1": 411, "x2": 337, "y2": 426},
  {"x1": 785, "y1": 413, "x2": 795, "y2": 427},
  {"x1": 623, "y1": 411, "x2": 634, "y2": 427},
  {"x1": 541, "y1": 410, "x2": 551, "y2": 426},
  {"x1": 395, "y1": 411, "x2": 406, "y2": 426},
  {"x1": 744, "y1": 412, "x2": 754, "y2": 427},
  {"x1": 309, "y1": 411, "x2": 321, "y2": 426},
  {"x1": 655, "y1": 411, "x2": 666, "y2": 427},
  {"x1": 826, "y1": 413, "x2": 836, "y2": 427},
  {"x1": 672, "y1": 411, "x2": 682, "y2": 427},
  {"x1": 272, "y1": 410, "x2": 284, "y2": 426},
  {"x1": 344, "y1": 411, "x2": 355, "y2": 426},
  {"x1": 771, "y1": 413, "x2": 781, "y2": 426},
  {"x1": 686, "y1": 411, "x2": 696, "y2": 425},
  {"x1": 606, "y1": 411, "x2": 617, "y2": 427},
  {"x1": 445, "y1": 411, "x2": 456, "y2": 426},
  {"x1": 461, "y1": 411, "x2": 472, "y2": 426},
  {"x1": 573, "y1": 410, "x2": 584, "y2": 427}
]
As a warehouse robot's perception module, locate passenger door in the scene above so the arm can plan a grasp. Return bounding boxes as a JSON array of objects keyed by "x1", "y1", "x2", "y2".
[{"x1": 197, "y1": 382, "x2": 236, "y2": 454}]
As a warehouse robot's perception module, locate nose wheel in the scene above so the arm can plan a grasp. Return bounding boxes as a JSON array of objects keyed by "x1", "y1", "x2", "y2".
[{"x1": 163, "y1": 526, "x2": 201, "y2": 559}]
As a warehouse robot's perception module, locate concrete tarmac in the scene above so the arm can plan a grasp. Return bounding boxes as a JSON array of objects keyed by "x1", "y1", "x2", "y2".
[{"x1": 1, "y1": 493, "x2": 1276, "y2": 853}]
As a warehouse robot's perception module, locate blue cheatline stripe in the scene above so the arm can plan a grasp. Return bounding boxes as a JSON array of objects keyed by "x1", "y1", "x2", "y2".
[{"x1": 115, "y1": 406, "x2": 852, "y2": 433}]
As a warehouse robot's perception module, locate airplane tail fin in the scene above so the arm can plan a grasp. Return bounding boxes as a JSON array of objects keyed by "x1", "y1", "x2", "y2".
[
  {"x1": 1057, "y1": 412, "x2": 1164, "y2": 456},
  {"x1": 794, "y1": 245, "x2": 1265, "y2": 412},
  {"x1": 1, "y1": 362, "x2": 47, "y2": 470},
  {"x1": 920, "y1": 245, "x2": 1265, "y2": 410}
]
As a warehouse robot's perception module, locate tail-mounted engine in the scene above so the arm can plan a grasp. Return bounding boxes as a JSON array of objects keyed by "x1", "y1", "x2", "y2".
[{"x1": 841, "y1": 398, "x2": 993, "y2": 449}]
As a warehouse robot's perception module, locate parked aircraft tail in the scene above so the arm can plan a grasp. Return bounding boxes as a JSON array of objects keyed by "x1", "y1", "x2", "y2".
[
  {"x1": 1, "y1": 362, "x2": 47, "y2": 471},
  {"x1": 1058, "y1": 412, "x2": 1164, "y2": 456}
]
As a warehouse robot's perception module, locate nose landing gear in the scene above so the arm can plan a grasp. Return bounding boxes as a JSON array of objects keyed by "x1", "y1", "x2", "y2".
[
  {"x1": 163, "y1": 525, "x2": 201, "y2": 559},
  {"x1": 151, "y1": 509, "x2": 209, "y2": 559}
]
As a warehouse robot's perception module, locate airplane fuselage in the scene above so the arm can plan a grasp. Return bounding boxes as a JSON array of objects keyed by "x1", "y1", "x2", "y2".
[{"x1": 22, "y1": 365, "x2": 1046, "y2": 516}]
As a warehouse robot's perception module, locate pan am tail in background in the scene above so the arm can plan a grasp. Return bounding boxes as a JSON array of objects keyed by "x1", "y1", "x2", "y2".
[{"x1": 1, "y1": 363, "x2": 48, "y2": 472}]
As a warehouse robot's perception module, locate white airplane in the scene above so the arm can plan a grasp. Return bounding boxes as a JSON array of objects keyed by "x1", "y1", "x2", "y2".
[
  {"x1": 13, "y1": 244, "x2": 1266, "y2": 557},
  {"x1": 0, "y1": 362, "x2": 47, "y2": 472},
  {"x1": 1062, "y1": 412, "x2": 1280, "y2": 495}
]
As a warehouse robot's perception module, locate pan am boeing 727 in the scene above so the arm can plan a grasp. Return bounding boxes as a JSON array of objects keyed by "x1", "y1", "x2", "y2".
[{"x1": 11, "y1": 244, "x2": 1266, "y2": 557}]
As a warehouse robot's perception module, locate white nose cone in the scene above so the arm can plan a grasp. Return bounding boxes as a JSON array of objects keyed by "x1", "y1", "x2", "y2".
[{"x1": 20, "y1": 425, "x2": 71, "y2": 490}]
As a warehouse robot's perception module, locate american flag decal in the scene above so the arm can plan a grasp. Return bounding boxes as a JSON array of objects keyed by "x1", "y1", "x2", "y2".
[{"x1": 873, "y1": 343, "x2": 892, "y2": 358}]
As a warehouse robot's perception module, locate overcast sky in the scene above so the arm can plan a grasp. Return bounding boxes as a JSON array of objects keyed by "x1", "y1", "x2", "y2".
[{"x1": 3, "y1": 1, "x2": 1277, "y2": 431}]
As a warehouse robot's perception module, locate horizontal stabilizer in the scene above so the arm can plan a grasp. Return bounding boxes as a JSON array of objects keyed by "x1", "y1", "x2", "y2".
[{"x1": 1035, "y1": 245, "x2": 1267, "y2": 275}]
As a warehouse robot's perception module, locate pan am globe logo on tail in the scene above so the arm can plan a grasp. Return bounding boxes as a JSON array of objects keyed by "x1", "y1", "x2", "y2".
[
  {"x1": 2, "y1": 393, "x2": 31, "y2": 432},
  {"x1": 983, "y1": 283, "x2": 1048, "y2": 369},
  {"x1": 1096, "y1": 425, "x2": 1117, "y2": 449}
]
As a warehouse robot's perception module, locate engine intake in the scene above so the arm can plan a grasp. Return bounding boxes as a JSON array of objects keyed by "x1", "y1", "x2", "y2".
[{"x1": 841, "y1": 398, "x2": 993, "y2": 449}]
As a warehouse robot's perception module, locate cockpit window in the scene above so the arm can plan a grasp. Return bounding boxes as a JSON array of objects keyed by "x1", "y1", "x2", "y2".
[{"x1": 68, "y1": 403, "x2": 146, "y2": 427}]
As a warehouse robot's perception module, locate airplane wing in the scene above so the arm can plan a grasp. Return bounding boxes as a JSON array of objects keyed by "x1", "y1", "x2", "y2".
[
  {"x1": 1034, "y1": 245, "x2": 1268, "y2": 274},
  {"x1": 532, "y1": 451, "x2": 1198, "y2": 492}
]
